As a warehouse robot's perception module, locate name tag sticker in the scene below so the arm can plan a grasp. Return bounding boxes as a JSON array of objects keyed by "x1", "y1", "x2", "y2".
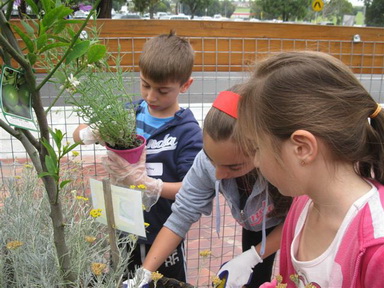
[{"x1": 146, "y1": 163, "x2": 163, "y2": 176}]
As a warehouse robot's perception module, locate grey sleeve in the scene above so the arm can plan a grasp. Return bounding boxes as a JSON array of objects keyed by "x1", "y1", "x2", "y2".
[{"x1": 164, "y1": 150, "x2": 216, "y2": 238}]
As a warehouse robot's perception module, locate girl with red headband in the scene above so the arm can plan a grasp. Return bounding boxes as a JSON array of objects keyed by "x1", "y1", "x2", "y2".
[{"x1": 123, "y1": 85, "x2": 292, "y2": 288}]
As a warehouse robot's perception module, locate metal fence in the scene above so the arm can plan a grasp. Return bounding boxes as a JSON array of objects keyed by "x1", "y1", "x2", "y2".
[{"x1": 1, "y1": 32, "x2": 384, "y2": 286}]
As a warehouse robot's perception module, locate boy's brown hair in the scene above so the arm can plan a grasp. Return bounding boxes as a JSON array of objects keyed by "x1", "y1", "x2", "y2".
[{"x1": 139, "y1": 30, "x2": 194, "y2": 85}]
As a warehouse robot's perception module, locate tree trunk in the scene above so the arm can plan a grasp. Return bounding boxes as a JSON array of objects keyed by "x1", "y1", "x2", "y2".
[
  {"x1": 51, "y1": 201, "x2": 78, "y2": 284},
  {"x1": 97, "y1": 0, "x2": 112, "y2": 18}
]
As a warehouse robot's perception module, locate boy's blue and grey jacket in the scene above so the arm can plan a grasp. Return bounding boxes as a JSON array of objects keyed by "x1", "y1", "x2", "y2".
[
  {"x1": 134, "y1": 100, "x2": 203, "y2": 244},
  {"x1": 165, "y1": 150, "x2": 284, "y2": 238}
]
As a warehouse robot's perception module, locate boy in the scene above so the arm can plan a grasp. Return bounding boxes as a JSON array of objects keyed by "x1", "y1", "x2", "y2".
[{"x1": 74, "y1": 31, "x2": 203, "y2": 282}]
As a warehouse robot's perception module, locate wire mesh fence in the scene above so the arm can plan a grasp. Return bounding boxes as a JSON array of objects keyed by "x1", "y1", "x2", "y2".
[{"x1": 1, "y1": 31, "x2": 384, "y2": 286}]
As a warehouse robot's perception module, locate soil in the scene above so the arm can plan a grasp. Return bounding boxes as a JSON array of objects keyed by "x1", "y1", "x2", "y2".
[{"x1": 148, "y1": 277, "x2": 195, "y2": 288}]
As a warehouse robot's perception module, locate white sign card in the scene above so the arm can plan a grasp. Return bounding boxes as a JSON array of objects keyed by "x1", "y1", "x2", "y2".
[
  {"x1": 0, "y1": 66, "x2": 38, "y2": 131},
  {"x1": 90, "y1": 178, "x2": 146, "y2": 238}
]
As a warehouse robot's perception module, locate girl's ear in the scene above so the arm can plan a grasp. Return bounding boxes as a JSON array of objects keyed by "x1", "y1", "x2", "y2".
[
  {"x1": 180, "y1": 77, "x2": 194, "y2": 93},
  {"x1": 290, "y1": 130, "x2": 318, "y2": 164}
]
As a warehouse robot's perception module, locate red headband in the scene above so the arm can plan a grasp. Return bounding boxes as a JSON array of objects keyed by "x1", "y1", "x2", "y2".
[{"x1": 212, "y1": 91, "x2": 241, "y2": 119}]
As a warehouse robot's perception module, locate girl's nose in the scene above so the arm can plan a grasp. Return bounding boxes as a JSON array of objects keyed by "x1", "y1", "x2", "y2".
[{"x1": 215, "y1": 167, "x2": 229, "y2": 180}]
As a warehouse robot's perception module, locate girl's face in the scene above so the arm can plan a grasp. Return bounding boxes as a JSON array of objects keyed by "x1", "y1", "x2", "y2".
[
  {"x1": 203, "y1": 134, "x2": 255, "y2": 180},
  {"x1": 253, "y1": 135, "x2": 298, "y2": 197}
]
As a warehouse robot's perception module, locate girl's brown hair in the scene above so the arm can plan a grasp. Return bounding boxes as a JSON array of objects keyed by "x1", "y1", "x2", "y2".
[
  {"x1": 203, "y1": 85, "x2": 241, "y2": 142},
  {"x1": 238, "y1": 51, "x2": 384, "y2": 184},
  {"x1": 205, "y1": 84, "x2": 292, "y2": 217}
]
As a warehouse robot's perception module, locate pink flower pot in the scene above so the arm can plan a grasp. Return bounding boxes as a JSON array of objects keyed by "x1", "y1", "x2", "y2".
[{"x1": 105, "y1": 135, "x2": 146, "y2": 164}]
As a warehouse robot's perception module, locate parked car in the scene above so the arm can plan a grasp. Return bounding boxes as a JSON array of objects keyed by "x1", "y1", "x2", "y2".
[
  {"x1": 159, "y1": 15, "x2": 172, "y2": 20},
  {"x1": 169, "y1": 14, "x2": 190, "y2": 20},
  {"x1": 156, "y1": 12, "x2": 168, "y2": 19},
  {"x1": 113, "y1": 13, "x2": 141, "y2": 19},
  {"x1": 121, "y1": 14, "x2": 141, "y2": 19}
]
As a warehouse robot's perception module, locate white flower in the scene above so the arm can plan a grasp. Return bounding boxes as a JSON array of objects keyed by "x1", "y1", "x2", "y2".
[{"x1": 68, "y1": 74, "x2": 80, "y2": 88}]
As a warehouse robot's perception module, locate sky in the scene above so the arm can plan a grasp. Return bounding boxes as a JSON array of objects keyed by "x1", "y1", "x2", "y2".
[{"x1": 348, "y1": 0, "x2": 364, "y2": 6}]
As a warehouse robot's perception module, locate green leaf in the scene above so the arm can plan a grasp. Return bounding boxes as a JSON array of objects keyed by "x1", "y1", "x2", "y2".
[
  {"x1": 27, "y1": 53, "x2": 37, "y2": 65},
  {"x1": 40, "y1": 0, "x2": 53, "y2": 14},
  {"x1": 42, "y1": 6, "x2": 61, "y2": 27},
  {"x1": 39, "y1": 42, "x2": 69, "y2": 53},
  {"x1": 65, "y1": 40, "x2": 90, "y2": 64},
  {"x1": 38, "y1": 171, "x2": 54, "y2": 178},
  {"x1": 41, "y1": 138, "x2": 58, "y2": 164},
  {"x1": 50, "y1": 129, "x2": 63, "y2": 150},
  {"x1": 67, "y1": 29, "x2": 76, "y2": 39},
  {"x1": 12, "y1": 25, "x2": 35, "y2": 53},
  {"x1": 45, "y1": 155, "x2": 58, "y2": 175},
  {"x1": 60, "y1": 180, "x2": 71, "y2": 189},
  {"x1": 36, "y1": 34, "x2": 48, "y2": 51},
  {"x1": 43, "y1": 6, "x2": 73, "y2": 29},
  {"x1": 38, "y1": 22, "x2": 47, "y2": 37},
  {"x1": 87, "y1": 44, "x2": 106, "y2": 64},
  {"x1": 24, "y1": 0, "x2": 39, "y2": 15},
  {"x1": 65, "y1": 19, "x2": 87, "y2": 24},
  {"x1": 56, "y1": 6, "x2": 73, "y2": 20},
  {"x1": 52, "y1": 20, "x2": 66, "y2": 34},
  {"x1": 47, "y1": 34, "x2": 71, "y2": 43},
  {"x1": 62, "y1": 142, "x2": 80, "y2": 155},
  {"x1": 21, "y1": 20, "x2": 35, "y2": 36}
]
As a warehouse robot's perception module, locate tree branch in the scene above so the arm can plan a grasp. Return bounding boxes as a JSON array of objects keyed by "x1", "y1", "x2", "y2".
[
  {"x1": 0, "y1": 119, "x2": 43, "y2": 173},
  {"x1": 0, "y1": 11, "x2": 24, "y2": 56},
  {"x1": 17, "y1": 128, "x2": 40, "y2": 150}
]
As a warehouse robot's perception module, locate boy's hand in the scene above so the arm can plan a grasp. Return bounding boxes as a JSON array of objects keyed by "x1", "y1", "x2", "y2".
[
  {"x1": 102, "y1": 150, "x2": 163, "y2": 211},
  {"x1": 216, "y1": 246, "x2": 262, "y2": 288},
  {"x1": 79, "y1": 126, "x2": 104, "y2": 145}
]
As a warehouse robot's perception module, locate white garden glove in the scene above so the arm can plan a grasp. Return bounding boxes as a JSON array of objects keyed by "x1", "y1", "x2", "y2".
[
  {"x1": 216, "y1": 246, "x2": 262, "y2": 288},
  {"x1": 122, "y1": 267, "x2": 152, "y2": 288},
  {"x1": 102, "y1": 149, "x2": 162, "y2": 212},
  {"x1": 79, "y1": 125, "x2": 104, "y2": 145}
]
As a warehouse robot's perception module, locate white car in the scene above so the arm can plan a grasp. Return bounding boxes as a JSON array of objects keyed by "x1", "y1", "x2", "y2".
[{"x1": 169, "y1": 14, "x2": 190, "y2": 20}]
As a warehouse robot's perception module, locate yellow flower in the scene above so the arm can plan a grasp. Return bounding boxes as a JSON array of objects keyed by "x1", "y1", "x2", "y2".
[
  {"x1": 137, "y1": 184, "x2": 147, "y2": 189},
  {"x1": 276, "y1": 275, "x2": 283, "y2": 283},
  {"x1": 129, "y1": 185, "x2": 136, "y2": 189},
  {"x1": 76, "y1": 196, "x2": 89, "y2": 201},
  {"x1": 289, "y1": 274, "x2": 300, "y2": 285},
  {"x1": 90, "y1": 208, "x2": 102, "y2": 218},
  {"x1": 151, "y1": 271, "x2": 163, "y2": 281},
  {"x1": 24, "y1": 164, "x2": 33, "y2": 169},
  {"x1": 6, "y1": 240, "x2": 24, "y2": 250},
  {"x1": 85, "y1": 236, "x2": 96, "y2": 243},
  {"x1": 199, "y1": 249, "x2": 212, "y2": 257},
  {"x1": 71, "y1": 151, "x2": 79, "y2": 157},
  {"x1": 211, "y1": 276, "x2": 222, "y2": 287},
  {"x1": 14, "y1": 176, "x2": 21, "y2": 179},
  {"x1": 91, "y1": 262, "x2": 106, "y2": 276}
]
